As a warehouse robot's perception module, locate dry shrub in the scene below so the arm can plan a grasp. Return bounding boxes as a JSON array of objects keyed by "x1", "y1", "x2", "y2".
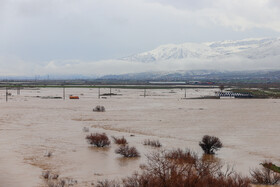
[
  {"x1": 199, "y1": 135, "x2": 223, "y2": 154},
  {"x1": 93, "y1": 105, "x2": 105, "y2": 112},
  {"x1": 86, "y1": 133, "x2": 111, "y2": 147},
  {"x1": 143, "y1": 139, "x2": 162, "y2": 148},
  {"x1": 115, "y1": 145, "x2": 140, "y2": 157},
  {"x1": 96, "y1": 180, "x2": 121, "y2": 187},
  {"x1": 47, "y1": 178, "x2": 77, "y2": 187},
  {"x1": 165, "y1": 149, "x2": 197, "y2": 165},
  {"x1": 121, "y1": 149, "x2": 250, "y2": 187},
  {"x1": 250, "y1": 162, "x2": 280, "y2": 185},
  {"x1": 112, "y1": 136, "x2": 128, "y2": 145}
]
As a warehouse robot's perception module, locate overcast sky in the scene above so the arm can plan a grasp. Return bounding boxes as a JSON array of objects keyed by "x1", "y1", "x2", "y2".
[{"x1": 1, "y1": 0, "x2": 280, "y2": 76}]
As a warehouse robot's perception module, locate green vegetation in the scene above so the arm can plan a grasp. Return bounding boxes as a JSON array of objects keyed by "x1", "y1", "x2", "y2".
[
  {"x1": 231, "y1": 88, "x2": 280, "y2": 98},
  {"x1": 262, "y1": 162, "x2": 280, "y2": 174}
]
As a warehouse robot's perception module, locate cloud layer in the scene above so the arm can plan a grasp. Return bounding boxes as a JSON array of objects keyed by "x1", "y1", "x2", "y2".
[{"x1": 1, "y1": 0, "x2": 280, "y2": 76}]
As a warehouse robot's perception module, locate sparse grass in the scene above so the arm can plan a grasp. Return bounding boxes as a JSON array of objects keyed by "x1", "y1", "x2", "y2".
[
  {"x1": 112, "y1": 136, "x2": 128, "y2": 145},
  {"x1": 143, "y1": 139, "x2": 162, "y2": 147},
  {"x1": 96, "y1": 180, "x2": 121, "y2": 187},
  {"x1": 86, "y1": 133, "x2": 111, "y2": 147},
  {"x1": 199, "y1": 135, "x2": 223, "y2": 155},
  {"x1": 115, "y1": 145, "x2": 140, "y2": 158}
]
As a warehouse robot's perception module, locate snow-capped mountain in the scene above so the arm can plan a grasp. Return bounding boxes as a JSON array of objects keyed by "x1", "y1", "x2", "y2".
[{"x1": 121, "y1": 38, "x2": 280, "y2": 62}]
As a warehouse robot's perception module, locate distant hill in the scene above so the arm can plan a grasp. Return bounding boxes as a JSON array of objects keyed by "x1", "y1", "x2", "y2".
[
  {"x1": 121, "y1": 38, "x2": 280, "y2": 63},
  {"x1": 100, "y1": 70, "x2": 280, "y2": 83}
]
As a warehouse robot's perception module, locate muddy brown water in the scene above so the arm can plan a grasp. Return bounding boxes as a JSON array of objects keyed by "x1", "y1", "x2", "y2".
[{"x1": 0, "y1": 88, "x2": 279, "y2": 186}]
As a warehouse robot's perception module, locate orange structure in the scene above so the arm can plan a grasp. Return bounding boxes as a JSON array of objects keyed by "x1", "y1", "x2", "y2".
[{"x1": 69, "y1": 96, "x2": 79, "y2": 99}]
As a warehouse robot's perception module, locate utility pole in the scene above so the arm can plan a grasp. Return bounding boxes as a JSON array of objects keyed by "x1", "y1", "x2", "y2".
[
  {"x1": 17, "y1": 86, "x2": 20, "y2": 95},
  {"x1": 144, "y1": 89, "x2": 146, "y2": 98},
  {"x1": 110, "y1": 87, "x2": 112, "y2": 97},
  {"x1": 63, "y1": 87, "x2": 65, "y2": 100},
  {"x1": 6, "y1": 87, "x2": 8, "y2": 102}
]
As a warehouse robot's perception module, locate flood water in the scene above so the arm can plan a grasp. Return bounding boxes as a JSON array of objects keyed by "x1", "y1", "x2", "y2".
[{"x1": 0, "y1": 88, "x2": 279, "y2": 186}]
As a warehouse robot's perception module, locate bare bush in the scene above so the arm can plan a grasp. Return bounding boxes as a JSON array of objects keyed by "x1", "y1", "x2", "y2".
[
  {"x1": 47, "y1": 177, "x2": 77, "y2": 187},
  {"x1": 143, "y1": 139, "x2": 162, "y2": 148},
  {"x1": 115, "y1": 145, "x2": 140, "y2": 157},
  {"x1": 121, "y1": 150, "x2": 250, "y2": 187},
  {"x1": 251, "y1": 163, "x2": 280, "y2": 185},
  {"x1": 112, "y1": 136, "x2": 128, "y2": 145},
  {"x1": 96, "y1": 180, "x2": 121, "y2": 187},
  {"x1": 86, "y1": 133, "x2": 111, "y2": 147},
  {"x1": 199, "y1": 135, "x2": 223, "y2": 154},
  {"x1": 93, "y1": 105, "x2": 105, "y2": 112},
  {"x1": 165, "y1": 148, "x2": 197, "y2": 165}
]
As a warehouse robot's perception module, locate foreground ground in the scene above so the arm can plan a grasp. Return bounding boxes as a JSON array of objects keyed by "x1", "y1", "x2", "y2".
[{"x1": 0, "y1": 88, "x2": 279, "y2": 186}]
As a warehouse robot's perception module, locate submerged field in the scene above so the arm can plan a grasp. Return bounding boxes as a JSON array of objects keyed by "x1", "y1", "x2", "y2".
[{"x1": 0, "y1": 88, "x2": 279, "y2": 186}]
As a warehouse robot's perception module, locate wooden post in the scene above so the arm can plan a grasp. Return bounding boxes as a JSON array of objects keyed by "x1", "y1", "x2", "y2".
[
  {"x1": 17, "y1": 87, "x2": 20, "y2": 95},
  {"x1": 98, "y1": 88, "x2": 100, "y2": 99},
  {"x1": 6, "y1": 87, "x2": 8, "y2": 102},
  {"x1": 63, "y1": 87, "x2": 65, "y2": 100},
  {"x1": 144, "y1": 89, "x2": 146, "y2": 98}
]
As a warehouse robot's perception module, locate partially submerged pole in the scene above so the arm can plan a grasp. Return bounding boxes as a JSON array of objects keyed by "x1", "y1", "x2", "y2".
[
  {"x1": 17, "y1": 87, "x2": 20, "y2": 95},
  {"x1": 63, "y1": 87, "x2": 65, "y2": 100},
  {"x1": 98, "y1": 88, "x2": 100, "y2": 99},
  {"x1": 144, "y1": 89, "x2": 146, "y2": 98},
  {"x1": 184, "y1": 89, "x2": 186, "y2": 98},
  {"x1": 6, "y1": 87, "x2": 8, "y2": 102}
]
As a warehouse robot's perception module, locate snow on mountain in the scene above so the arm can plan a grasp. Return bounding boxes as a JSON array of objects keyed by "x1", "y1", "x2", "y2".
[{"x1": 121, "y1": 38, "x2": 280, "y2": 63}]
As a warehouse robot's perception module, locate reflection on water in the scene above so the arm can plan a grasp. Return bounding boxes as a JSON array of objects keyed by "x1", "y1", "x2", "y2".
[{"x1": 117, "y1": 157, "x2": 141, "y2": 167}]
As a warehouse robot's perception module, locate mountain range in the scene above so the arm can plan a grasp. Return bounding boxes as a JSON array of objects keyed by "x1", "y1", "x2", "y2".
[
  {"x1": 100, "y1": 38, "x2": 280, "y2": 81},
  {"x1": 121, "y1": 38, "x2": 280, "y2": 63}
]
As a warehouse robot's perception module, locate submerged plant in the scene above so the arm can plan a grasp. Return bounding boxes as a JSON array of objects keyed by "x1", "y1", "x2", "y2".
[
  {"x1": 199, "y1": 135, "x2": 223, "y2": 155},
  {"x1": 143, "y1": 139, "x2": 162, "y2": 148},
  {"x1": 112, "y1": 136, "x2": 128, "y2": 145},
  {"x1": 86, "y1": 133, "x2": 111, "y2": 147},
  {"x1": 115, "y1": 145, "x2": 140, "y2": 158}
]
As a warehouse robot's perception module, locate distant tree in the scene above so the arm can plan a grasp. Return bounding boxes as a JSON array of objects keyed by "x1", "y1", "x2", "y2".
[
  {"x1": 219, "y1": 85, "x2": 225, "y2": 92},
  {"x1": 199, "y1": 135, "x2": 223, "y2": 155}
]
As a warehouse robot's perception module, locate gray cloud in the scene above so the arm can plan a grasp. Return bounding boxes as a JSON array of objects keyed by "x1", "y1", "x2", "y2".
[{"x1": 0, "y1": 0, "x2": 280, "y2": 76}]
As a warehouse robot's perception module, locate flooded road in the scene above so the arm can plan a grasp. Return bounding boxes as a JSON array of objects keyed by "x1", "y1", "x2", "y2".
[{"x1": 0, "y1": 88, "x2": 279, "y2": 186}]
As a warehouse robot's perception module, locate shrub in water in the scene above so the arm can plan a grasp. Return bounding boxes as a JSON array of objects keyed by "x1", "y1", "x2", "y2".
[
  {"x1": 115, "y1": 145, "x2": 140, "y2": 158},
  {"x1": 199, "y1": 135, "x2": 222, "y2": 154},
  {"x1": 143, "y1": 139, "x2": 162, "y2": 148},
  {"x1": 86, "y1": 133, "x2": 111, "y2": 147},
  {"x1": 93, "y1": 105, "x2": 105, "y2": 112},
  {"x1": 121, "y1": 150, "x2": 250, "y2": 187},
  {"x1": 112, "y1": 136, "x2": 128, "y2": 145}
]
